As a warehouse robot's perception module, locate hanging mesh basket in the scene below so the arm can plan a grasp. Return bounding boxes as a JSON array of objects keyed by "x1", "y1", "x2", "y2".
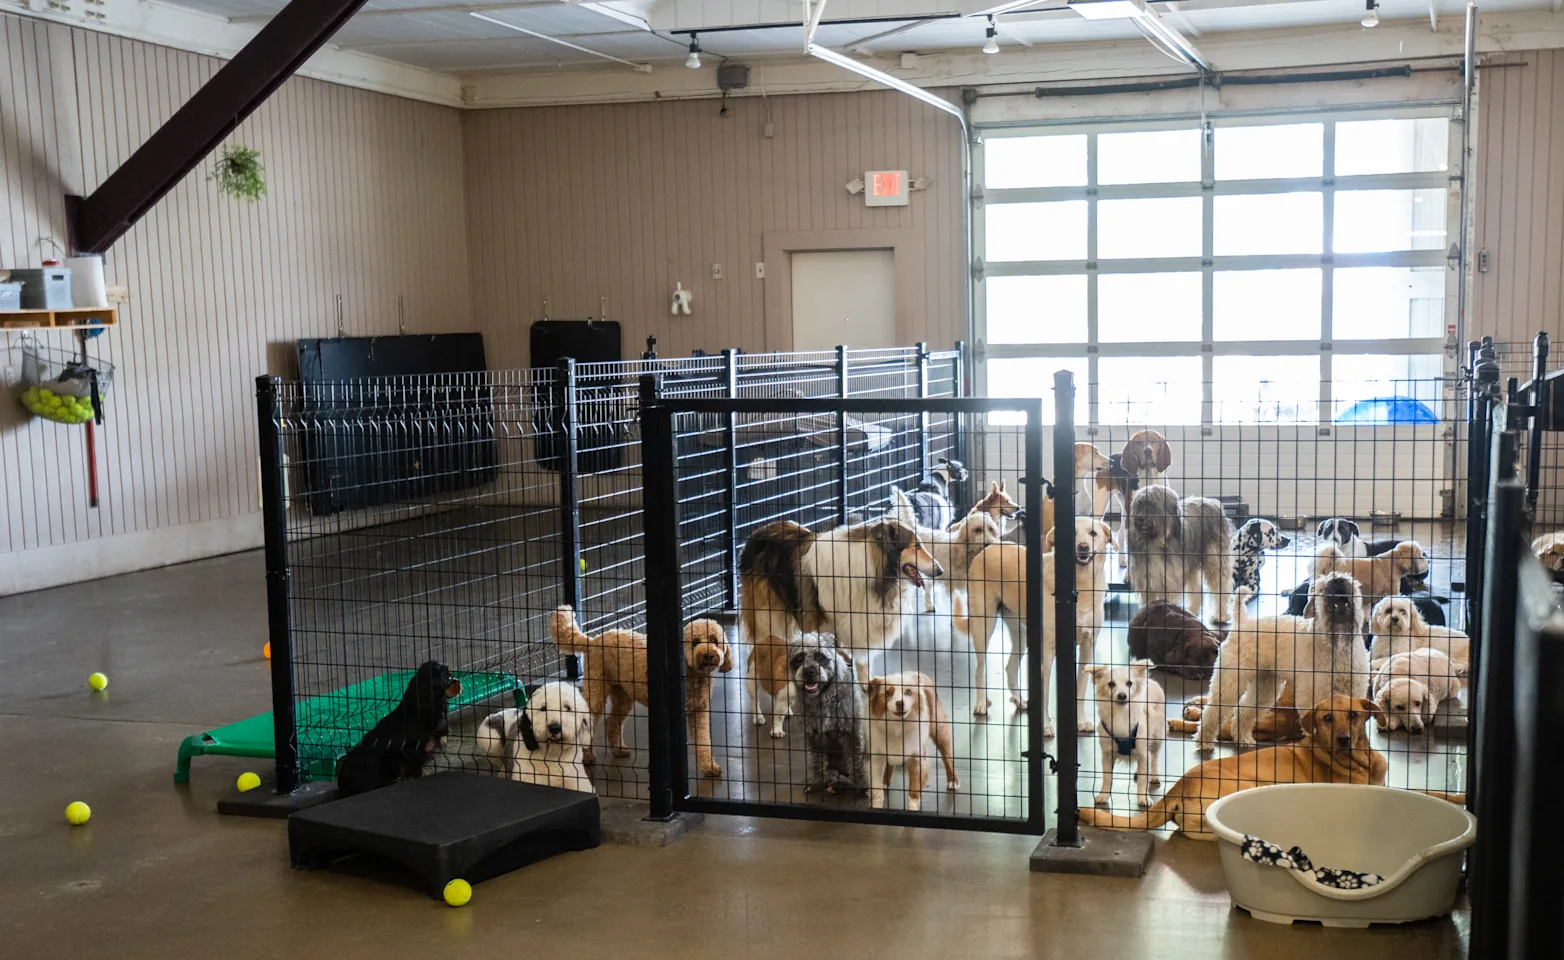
[{"x1": 16, "y1": 335, "x2": 113, "y2": 425}]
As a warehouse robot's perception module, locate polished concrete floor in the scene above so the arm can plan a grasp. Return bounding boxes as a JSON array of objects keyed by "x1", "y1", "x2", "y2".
[{"x1": 0, "y1": 550, "x2": 1468, "y2": 959}]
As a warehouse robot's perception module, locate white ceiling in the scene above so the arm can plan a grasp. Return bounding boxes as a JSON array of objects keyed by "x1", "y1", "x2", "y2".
[{"x1": 164, "y1": 0, "x2": 1559, "y2": 74}]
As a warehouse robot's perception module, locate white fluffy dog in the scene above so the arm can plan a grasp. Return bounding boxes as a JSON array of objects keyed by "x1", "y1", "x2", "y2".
[
  {"x1": 1368, "y1": 596, "x2": 1471, "y2": 671},
  {"x1": 477, "y1": 681, "x2": 595, "y2": 794},
  {"x1": 1196, "y1": 574, "x2": 1368, "y2": 749},
  {"x1": 1087, "y1": 660, "x2": 1166, "y2": 809},
  {"x1": 1371, "y1": 648, "x2": 1464, "y2": 734}
]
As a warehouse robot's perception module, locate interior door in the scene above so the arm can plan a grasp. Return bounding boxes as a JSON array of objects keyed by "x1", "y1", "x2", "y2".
[{"x1": 790, "y1": 249, "x2": 897, "y2": 351}]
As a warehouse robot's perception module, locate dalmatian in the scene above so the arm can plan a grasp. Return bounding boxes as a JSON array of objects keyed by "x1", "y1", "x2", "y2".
[{"x1": 1231, "y1": 518, "x2": 1290, "y2": 594}]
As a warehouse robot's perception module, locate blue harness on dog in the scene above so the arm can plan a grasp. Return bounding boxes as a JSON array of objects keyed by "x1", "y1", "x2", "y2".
[{"x1": 1102, "y1": 722, "x2": 1139, "y2": 757}]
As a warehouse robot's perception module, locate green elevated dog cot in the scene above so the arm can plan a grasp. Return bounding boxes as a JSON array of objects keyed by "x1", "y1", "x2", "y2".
[{"x1": 175, "y1": 669, "x2": 525, "y2": 783}]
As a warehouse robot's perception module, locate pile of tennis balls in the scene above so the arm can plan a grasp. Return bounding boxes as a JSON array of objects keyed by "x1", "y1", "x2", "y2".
[{"x1": 20, "y1": 386, "x2": 95, "y2": 424}]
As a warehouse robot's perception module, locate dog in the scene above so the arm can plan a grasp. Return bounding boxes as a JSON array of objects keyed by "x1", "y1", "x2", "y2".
[
  {"x1": 336, "y1": 660, "x2": 461, "y2": 798},
  {"x1": 1170, "y1": 688, "x2": 1302, "y2": 743},
  {"x1": 1317, "y1": 518, "x2": 1402, "y2": 559},
  {"x1": 1285, "y1": 575, "x2": 1446, "y2": 627},
  {"x1": 966, "y1": 479, "x2": 1023, "y2": 527},
  {"x1": 1088, "y1": 660, "x2": 1165, "y2": 809},
  {"x1": 1196, "y1": 574, "x2": 1367, "y2": 749},
  {"x1": 1126, "y1": 484, "x2": 1235, "y2": 625},
  {"x1": 1532, "y1": 531, "x2": 1564, "y2": 581},
  {"x1": 790, "y1": 633, "x2": 868, "y2": 795},
  {"x1": 1372, "y1": 648, "x2": 1465, "y2": 734},
  {"x1": 741, "y1": 517, "x2": 940, "y2": 731},
  {"x1": 1367, "y1": 596, "x2": 1471, "y2": 671},
  {"x1": 1126, "y1": 601, "x2": 1223, "y2": 681},
  {"x1": 888, "y1": 488, "x2": 1001, "y2": 614},
  {"x1": 684, "y1": 618, "x2": 732, "y2": 778},
  {"x1": 961, "y1": 517, "x2": 1112, "y2": 735},
  {"x1": 550, "y1": 605, "x2": 649, "y2": 765},
  {"x1": 477, "y1": 680, "x2": 595, "y2": 793},
  {"x1": 1314, "y1": 541, "x2": 1430, "y2": 616},
  {"x1": 1094, "y1": 431, "x2": 1172, "y2": 571},
  {"x1": 901, "y1": 457, "x2": 968, "y2": 530},
  {"x1": 1081, "y1": 694, "x2": 1386, "y2": 839},
  {"x1": 1231, "y1": 518, "x2": 1290, "y2": 593},
  {"x1": 866, "y1": 672, "x2": 960, "y2": 810}
]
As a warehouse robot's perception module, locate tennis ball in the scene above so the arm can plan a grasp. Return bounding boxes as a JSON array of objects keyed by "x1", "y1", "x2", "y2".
[
  {"x1": 88, "y1": 672, "x2": 108, "y2": 691},
  {"x1": 579, "y1": 558, "x2": 588, "y2": 573},
  {"x1": 65, "y1": 801, "x2": 91, "y2": 825},
  {"x1": 443, "y1": 879, "x2": 472, "y2": 907},
  {"x1": 38, "y1": 388, "x2": 54, "y2": 399},
  {"x1": 263, "y1": 642, "x2": 271, "y2": 659},
  {"x1": 236, "y1": 772, "x2": 261, "y2": 793}
]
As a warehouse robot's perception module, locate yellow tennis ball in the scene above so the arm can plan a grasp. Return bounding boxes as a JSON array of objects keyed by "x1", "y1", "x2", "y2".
[
  {"x1": 88, "y1": 672, "x2": 108, "y2": 691},
  {"x1": 65, "y1": 801, "x2": 91, "y2": 825},
  {"x1": 236, "y1": 772, "x2": 261, "y2": 793},
  {"x1": 443, "y1": 879, "x2": 472, "y2": 907},
  {"x1": 579, "y1": 558, "x2": 588, "y2": 573}
]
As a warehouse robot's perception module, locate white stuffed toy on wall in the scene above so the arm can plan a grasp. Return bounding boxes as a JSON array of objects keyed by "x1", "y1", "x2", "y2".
[{"x1": 671, "y1": 282, "x2": 693, "y2": 316}]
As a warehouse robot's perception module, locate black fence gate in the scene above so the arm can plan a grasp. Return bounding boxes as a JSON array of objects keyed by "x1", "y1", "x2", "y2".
[{"x1": 639, "y1": 395, "x2": 1052, "y2": 833}]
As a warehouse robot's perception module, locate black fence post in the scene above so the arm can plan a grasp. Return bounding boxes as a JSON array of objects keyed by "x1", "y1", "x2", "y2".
[
  {"x1": 1024, "y1": 395, "x2": 1049, "y2": 835},
  {"x1": 1466, "y1": 339, "x2": 1499, "y2": 642},
  {"x1": 724, "y1": 348, "x2": 740, "y2": 610},
  {"x1": 836, "y1": 344, "x2": 850, "y2": 526},
  {"x1": 916, "y1": 342, "x2": 930, "y2": 480},
  {"x1": 1526, "y1": 332, "x2": 1550, "y2": 511},
  {"x1": 559, "y1": 359, "x2": 583, "y2": 680},
  {"x1": 256, "y1": 376, "x2": 299, "y2": 795},
  {"x1": 1050, "y1": 370, "x2": 1079, "y2": 844},
  {"x1": 953, "y1": 340, "x2": 972, "y2": 477},
  {"x1": 639, "y1": 375, "x2": 681, "y2": 822}
]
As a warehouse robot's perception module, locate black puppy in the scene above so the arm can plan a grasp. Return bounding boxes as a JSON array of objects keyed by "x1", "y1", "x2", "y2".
[{"x1": 336, "y1": 660, "x2": 462, "y2": 797}]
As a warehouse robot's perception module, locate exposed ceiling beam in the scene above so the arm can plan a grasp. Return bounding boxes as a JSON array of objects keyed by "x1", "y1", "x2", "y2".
[
  {"x1": 228, "y1": 2, "x2": 557, "y2": 26},
  {"x1": 848, "y1": 20, "x2": 939, "y2": 53},
  {"x1": 804, "y1": 0, "x2": 831, "y2": 49},
  {"x1": 470, "y1": 11, "x2": 653, "y2": 70},
  {"x1": 72, "y1": 0, "x2": 371, "y2": 254}
]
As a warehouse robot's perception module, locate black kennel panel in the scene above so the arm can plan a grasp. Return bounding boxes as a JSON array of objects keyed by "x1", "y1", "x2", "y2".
[{"x1": 530, "y1": 321, "x2": 626, "y2": 474}]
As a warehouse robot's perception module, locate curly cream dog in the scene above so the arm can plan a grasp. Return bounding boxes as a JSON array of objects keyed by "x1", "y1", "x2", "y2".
[
  {"x1": 478, "y1": 681, "x2": 595, "y2": 794},
  {"x1": 1371, "y1": 648, "x2": 1464, "y2": 734},
  {"x1": 1367, "y1": 595, "x2": 1471, "y2": 670},
  {"x1": 866, "y1": 672, "x2": 959, "y2": 810}
]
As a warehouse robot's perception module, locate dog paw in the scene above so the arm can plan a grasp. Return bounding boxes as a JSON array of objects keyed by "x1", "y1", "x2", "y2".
[
  {"x1": 583, "y1": 749, "x2": 597, "y2": 765},
  {"x1": 612, "y1": 746, "x2": 631, "y2": 759},
  {"x1": 769, "y1": 727, "x2": 787, "y2": 740},
  {"x1": 701, "y1": 763, "x2": 723, "y2": 779},
  {"x1": 1093, "y1": 793, "x2": 1110, "y2": 806},
  {"x1": 973, "y1": 700, "x2": 991, "y2": 718},
  {"x1": 1137, "y1": 796, "x2": 1151, "y2": 810},
  {"x1": 907, "y1": 797, "x2": 921, "y2": 811},
  {"x1": 752, "y1": 713, "x2": 767, "y2": 726},
  {"x1": 947, "y1": 779, "x2": 961, "y2": 792},
  {"x1": 1044, "y1": 724, "x2": 1055, "y2": 739},
  {"x1": 1077, "y1": 720, "x2": 1095, "y2": 735},
  {"x1": 1011, "y1": 696, "x2": 1029, "y2": 712},
  {"x1": 1150, "y1": 775, "x2": 1161, "y2": 787}
]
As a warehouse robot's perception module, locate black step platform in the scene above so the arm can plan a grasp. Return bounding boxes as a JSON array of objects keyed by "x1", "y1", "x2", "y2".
[{"x1": 289, "y1": 773, "x2": 600, "y2": 898}]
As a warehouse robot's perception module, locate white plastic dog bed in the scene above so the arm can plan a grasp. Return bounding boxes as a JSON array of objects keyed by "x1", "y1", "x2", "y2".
[{"x1": 1205, "y1": 784, "x2": 1475, "y2": 927}]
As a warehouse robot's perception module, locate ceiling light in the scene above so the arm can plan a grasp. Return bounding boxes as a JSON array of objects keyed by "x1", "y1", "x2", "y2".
[
  {"x1": 1067, "y1": 0, "x2": 1146, "y2": 21},
  {"x1": 1361, "y1": 0, "x2": 1379, "y2": 27},
  {"x1": 982, "y1": 17, "x2": 1000, "y2": 55},
  {"x1": 685, "y1": 34, "x2": 701, "y2": 69}
]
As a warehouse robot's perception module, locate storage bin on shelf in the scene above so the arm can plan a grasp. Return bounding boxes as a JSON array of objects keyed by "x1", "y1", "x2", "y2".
[{"x1": 15, "y1": 335, "x2": 112, "y2": 425}]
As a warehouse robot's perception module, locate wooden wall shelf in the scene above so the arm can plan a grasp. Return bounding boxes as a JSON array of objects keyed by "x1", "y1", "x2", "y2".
[{"x1": 0, "y1": 307, "x2": 118, "y2": 331}]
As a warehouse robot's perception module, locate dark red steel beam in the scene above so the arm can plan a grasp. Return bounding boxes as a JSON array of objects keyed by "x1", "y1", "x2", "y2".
[{"x1": 71, "y1": 0, "x2": 370, "y2": 254}]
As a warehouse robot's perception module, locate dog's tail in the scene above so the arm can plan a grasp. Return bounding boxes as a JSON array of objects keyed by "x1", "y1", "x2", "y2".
[
  {"x1": 1078, "y1": 790, "x2": 1180, "y2": 831},
  {"x1": 551, "y1": 605, "x2": 592, "y2": 656},
  {"x1": 1315, "y1": 541, "x2": 1346, "y2": 577}
]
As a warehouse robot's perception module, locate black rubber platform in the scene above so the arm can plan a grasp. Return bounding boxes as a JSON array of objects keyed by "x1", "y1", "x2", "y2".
[{"x1": 288, "y1": 772, "x2": 600, "y2": 898}]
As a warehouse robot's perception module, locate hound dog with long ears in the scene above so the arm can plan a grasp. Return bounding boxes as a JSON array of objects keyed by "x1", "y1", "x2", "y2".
[
  {"x1": 961, "y1": 517, "x2": 1112, "y2": 735},
  {"x1": 1372, "y1": 648, "x2": 1465, "y2": 734},
  {"x1": 741, "y1": 517, "x2": 941, "y2": 734},
  {"x1": 1367, "y1": 596, "x2": 1471, "y2": 671},
  {"x1": 790, "y1": 633, "x2": 868, "y2": 796},
  {"x1": 901, "y1": 457, "x2": 969, "y2": 530},
  {"x1": 1317, "y1": 518, "x2": 1402, "y2": 559},
  {"x1": 1082, "y1": 694, "x2": 1387, "y2": 839},
  {"x1": 477, "y1": 680, "x2": 595, "y2": 794},
  {"x1": 1196, "y1": 574, "x2": 1368, "y2": 749},
  {"x1": 684, "y1": 619, "x2": 732, "y2": 779},
  {"x1": 1314, "y1": 541, "x2": 1430, "y2": 617},
  {"x1": 1231, "y1": 518, "x2": 1290, "y2": 594},
  {"x1": 866, "y1": 672, "x2": 959, "y2": 810},
  {"x1": 336, "y1": 660, "x2": 462, "y2": 798},
  {"x1": 1094, "y1": 431, "x2": 1173, "y2": 570},
  {"x1": 1126, "y1": 484, "x2": 1235, "y2": 625},
  {"x1": 1088, "y1": 660, "x2": 1166, "y2": 810}
]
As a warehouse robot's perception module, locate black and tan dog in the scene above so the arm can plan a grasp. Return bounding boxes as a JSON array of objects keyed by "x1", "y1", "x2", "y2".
[{"x1": 336, "y1": 660, "x2": 461, "y2": 797}]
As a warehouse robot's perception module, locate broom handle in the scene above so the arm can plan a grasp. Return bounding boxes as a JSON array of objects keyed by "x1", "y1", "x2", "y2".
[{"x1": 85, "y1": 419, "x2": 99, "y2": 508}]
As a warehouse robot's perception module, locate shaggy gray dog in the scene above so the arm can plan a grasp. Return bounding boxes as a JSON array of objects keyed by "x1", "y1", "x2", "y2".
[
  {"x1": 1127, "y1": 483, "x2": 1235, "y2": 626},
  {"x1": 789, "y1": 632, "x2": 868, "y2": 795}
]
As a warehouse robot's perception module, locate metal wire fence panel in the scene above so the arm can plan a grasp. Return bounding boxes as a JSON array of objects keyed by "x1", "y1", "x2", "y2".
[{"x1": 642, "y1": 396, "x2": 1047, "y2": 833}]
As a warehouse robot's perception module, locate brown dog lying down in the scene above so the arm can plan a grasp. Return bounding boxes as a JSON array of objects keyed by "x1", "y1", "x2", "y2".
[
  {"x1": 1128, "y1": 601, "x2": 1224, "y2": 681},
  {"x1": 1082, "y1": 694, "x2": 1386, "y2": 839},
  {"x1": 1169, "y1": 689, "x2": 1302, "y2": 742}
]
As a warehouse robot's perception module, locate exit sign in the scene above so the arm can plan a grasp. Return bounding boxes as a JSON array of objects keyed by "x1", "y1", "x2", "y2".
[{"x1": 864, "y1": 170, "x2": 909, "y2": 207}]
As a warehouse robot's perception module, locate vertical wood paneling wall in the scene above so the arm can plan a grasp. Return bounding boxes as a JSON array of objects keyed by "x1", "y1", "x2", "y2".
[
  {"x1": 1473, "y1": 50, "x2": 1564, "y2": 347},
  {"x1": 461, "y1": 92, "x2": 966, "y2": 365},
  {"x1": 1, "y1": 12, "x2": 470, "y2": 590}
]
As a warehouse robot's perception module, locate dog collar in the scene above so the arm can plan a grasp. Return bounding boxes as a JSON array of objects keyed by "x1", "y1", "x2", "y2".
[{"x1": 1102, "y1": 721, "x2": 1139, "y2": 757}]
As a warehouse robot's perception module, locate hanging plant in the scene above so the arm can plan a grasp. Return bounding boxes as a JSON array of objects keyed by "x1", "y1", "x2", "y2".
[{"x1": 210, "y1": 144, "x2": 267, "y2": 202}]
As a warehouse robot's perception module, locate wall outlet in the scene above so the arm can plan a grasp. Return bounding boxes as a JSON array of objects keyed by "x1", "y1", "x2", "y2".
[
  {"x1": 712, "y1": 263, "x2": 724, "y2": 280},
  {"x1": 754, "y1": 262, "x2": 765, "y2": 279}
]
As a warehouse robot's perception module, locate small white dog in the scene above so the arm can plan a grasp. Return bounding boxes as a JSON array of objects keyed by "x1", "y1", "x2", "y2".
[
  {"x1": 865, "y1": 672, "x2": 960, "y2": 811},
  {"x1": 1088, "y1": 660, "x2": 1165, "y2": 809},
  {"x1": 1368, "y1": 596, "x2": 1471, "y2": 671},
  {"x1": 477, "y1": 681, "x2": 595, "y2": 794},
  {"x1": 1371, "y1": 648, "x2": 1465, "y2": 734}
]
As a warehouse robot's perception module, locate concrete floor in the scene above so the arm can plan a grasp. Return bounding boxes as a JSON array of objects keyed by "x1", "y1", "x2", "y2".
[{"x1": 0, "y1": 550, "x2": 1469, "y2": 959}]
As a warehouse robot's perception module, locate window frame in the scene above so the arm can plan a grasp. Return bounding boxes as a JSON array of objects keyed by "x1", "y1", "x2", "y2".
[{"x1": 972, "y1": 106, "x2": 1461, "y2": 427}]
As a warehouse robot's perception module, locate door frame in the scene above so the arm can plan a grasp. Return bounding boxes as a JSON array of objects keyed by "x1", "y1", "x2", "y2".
[{"x1": 763, "y1": 228, "x2": 923, "y2": 351}]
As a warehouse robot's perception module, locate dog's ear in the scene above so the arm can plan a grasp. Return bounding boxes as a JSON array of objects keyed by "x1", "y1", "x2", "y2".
[
  {"x1": 1372, "y1": 689, "x2": 1392, "y2": 729},
  {"x1": 1299, "y1": 707, "x2": 1319, "y2": 738},
  {"x1": 994, "y1": 480, "x2": 1005, "y2": 493},
  {"x1": 1044, "y1": 526, "x2": 1057, "y2": 550},
  {"x1": 1093, "y1": 520, "x2": 1112, "y2": 543},
  {"x1": 867, "y1": 677, "x2": 887, "y2": 715},
  {"x1": 1129, "y1": 659, "x2": 1152, "y2": 678},
  {"x1": 1357, "y1": 697, "x2": 1382, "y2": 718},
  {"x1": 1151, "y1": 438, "x2": 1172, "y2": 473},
  {"x1": 519, "y1": 711, "x2": 540, "y2": 753},
  {"x1": 921, "y1": 682, "x2": 940, "y2": 719},
  {"x1": 1084, "y1": 664, "x2": 1105, "y2": 682},
  {"x1": 718, "y1": 634, "x2": 734, "y2": 673}
]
